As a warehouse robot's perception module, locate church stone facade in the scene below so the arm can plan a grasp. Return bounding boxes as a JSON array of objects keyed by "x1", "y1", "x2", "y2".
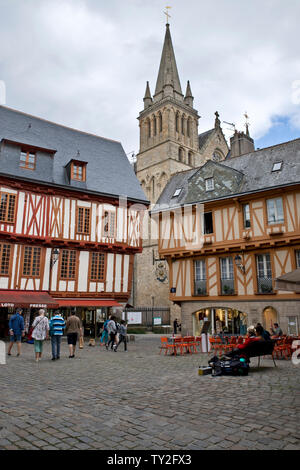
[{"x1": 133, "y1": 24, "x2": 228, "y2": 318}]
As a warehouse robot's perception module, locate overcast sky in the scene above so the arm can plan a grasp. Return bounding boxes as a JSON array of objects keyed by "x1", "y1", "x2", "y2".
[{"x1": 0, "y1": 0, "x2": 300, "y2": 158}]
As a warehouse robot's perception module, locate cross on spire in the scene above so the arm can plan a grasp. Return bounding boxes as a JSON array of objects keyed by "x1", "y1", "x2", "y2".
[{"x1": 164, "y1": 6, "x2": 171, "y2": 24}]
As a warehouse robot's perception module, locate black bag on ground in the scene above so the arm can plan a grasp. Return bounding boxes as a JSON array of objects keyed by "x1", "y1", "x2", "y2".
[{"x1": 208, "y1": 355, "x2": 249, "y2": 377}]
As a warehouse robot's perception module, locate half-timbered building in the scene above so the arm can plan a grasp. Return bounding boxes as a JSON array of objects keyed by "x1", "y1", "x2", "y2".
[
  {"x1": 0, "y1": 105, "x2": 148, "y2": 337},
  {"x1": 154, "y1": 136, "x2": 300, "y2": 336}
]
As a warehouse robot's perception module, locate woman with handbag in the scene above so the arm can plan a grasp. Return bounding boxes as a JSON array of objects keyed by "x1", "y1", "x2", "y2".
[{"x1": 31, "y1": 309, "x2": 49, "y2": 362}]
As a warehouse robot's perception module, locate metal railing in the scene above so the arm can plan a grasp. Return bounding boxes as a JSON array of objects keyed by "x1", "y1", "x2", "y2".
[
  {"x1": 194, "y1": 280, "x2": 207, "y2": 296},
  {"x1": 124, "y1": 307, "x2": 170, "y2": 327},
  {"x1": 221, "y1": 279, "x2": 235, "y2": 295},
  {"x1": 257, "y1": 277, "x2": 273, "y2": 293}
]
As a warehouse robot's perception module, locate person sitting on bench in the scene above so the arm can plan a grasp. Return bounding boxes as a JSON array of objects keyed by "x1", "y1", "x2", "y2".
[{"x1": 226, "y1": 325, "x2": 265, "y2": 358}]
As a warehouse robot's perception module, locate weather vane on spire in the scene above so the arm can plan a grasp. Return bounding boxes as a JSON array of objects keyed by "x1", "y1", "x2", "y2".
[{"x1": 164, "y1": 6, "x2": 172, "y2": 24}]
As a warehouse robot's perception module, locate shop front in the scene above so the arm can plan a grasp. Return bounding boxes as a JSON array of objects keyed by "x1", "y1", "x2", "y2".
[
  {"x1": 193, "y1": 307, "x2": 248, "y2": 337},
  {"x1": 54, "y1": 299, "x2": 123, "y2": 338},
  {"x1": 0, "y1": 290, "x2": 58, "y2": 339}
]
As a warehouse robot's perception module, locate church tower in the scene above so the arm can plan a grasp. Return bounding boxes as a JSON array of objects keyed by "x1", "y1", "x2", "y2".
[
  {"x1": 136, "y1": 23, "x2": 200, "y2": 204},
  {"x1": 133, "y1": 22, "x2": 228, "y2": 313}
]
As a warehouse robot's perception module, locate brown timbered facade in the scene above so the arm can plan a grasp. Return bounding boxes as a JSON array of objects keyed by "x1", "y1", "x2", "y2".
[
  {"x1": 155, "y1": 138, "x2": 300, "y2": 336},
  {"x1": 0, "y1": 105, "x2": 148, "y2": 337}
]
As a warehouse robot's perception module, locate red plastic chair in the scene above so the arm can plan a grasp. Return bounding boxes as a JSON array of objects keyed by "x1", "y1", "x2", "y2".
[
  {"x1": 174, "y1": 337, "x2": 185, "y2": 355},
  {"x1": 209, "y1": 336, "x2": 224, "y2": 356},
  {"x1": 185, "y1": 336, "x2": 198, "y2": 354},
  {"x1": 159, "y1": 337, "x2": 177, "y2": 356},
  {"x1": 195, "y1": 336, "x2": 202, "y2": 351}
]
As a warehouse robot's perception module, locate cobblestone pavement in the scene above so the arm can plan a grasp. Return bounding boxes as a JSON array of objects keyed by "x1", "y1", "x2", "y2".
[{"x1": 0, "y1": 335, "x2": 299, "y2": 451}]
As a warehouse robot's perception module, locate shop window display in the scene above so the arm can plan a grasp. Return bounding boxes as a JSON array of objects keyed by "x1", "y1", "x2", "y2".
[{"x1": 193, "y1": 308, "x2": 247, "y2": 336}]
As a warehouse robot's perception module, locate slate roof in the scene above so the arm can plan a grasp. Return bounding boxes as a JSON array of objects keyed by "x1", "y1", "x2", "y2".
[
  {"x1": 0, "y1": 105, "x2": 148, "y2": 203},
  {"x1": 153, "y1": 138, "x2": 300, "y2": 211},
  {"x1": 198, "y1": 129, "x2": 214, "y2": 150}
]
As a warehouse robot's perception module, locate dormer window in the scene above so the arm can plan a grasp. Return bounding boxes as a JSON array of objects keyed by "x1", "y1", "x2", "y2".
[
  {"x1": 71, "y1": 161, "x2": 86, "y2": 182},
  {"x1": 20, "y1": 150, "x2": 36, "y2": 170},
  {"x1": 272, "y1": 162, "x2": 283, "y2": 172},
  {"x1": 205, "y1": 177, "x2": 214, "y2": 191}
]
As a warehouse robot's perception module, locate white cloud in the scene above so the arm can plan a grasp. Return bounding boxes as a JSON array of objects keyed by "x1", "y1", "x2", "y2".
[{"x1": 0, "y1": 0, "x2": 299, "y2": 155}]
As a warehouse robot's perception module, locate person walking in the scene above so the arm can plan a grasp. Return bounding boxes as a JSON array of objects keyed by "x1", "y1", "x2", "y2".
[
  {"x1": 7, "y1": 308, "x2": 25, "y2": 357},
  {"x1": 100, "y1": 315, "x2": 111, "y2": 347},
  {"x1": 106, "y1": 316, "x2": 117, "y2": 350},
  {"x1": 65, "y1": 312, "x2": 82, "y2": 358},
  {"x1": 115, "y1": 320, "x2": 128, "y2": 352},
  {"x1": 49, "y1": 311, "x2": 66, "y2": 361},
  {"x1": 31, "y1": 309, "x2": 49, "y2": 362}
]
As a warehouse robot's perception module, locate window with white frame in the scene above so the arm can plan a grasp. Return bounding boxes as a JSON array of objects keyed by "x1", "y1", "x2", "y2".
[
  {"x1": 256, "y1": 253, "x2": 273, "y2": 293},
  {"x1": 205, "y1": 178, "x2": 214, "y2": 191},
  {"x1": 220, "y1": 257, "x2": 235, "y2": 294},
  {"x1": 287, "y1": 316, "x2": 298, "y2": 336},
  {"x1": 194, "y1": 260, "x2": 206, "y2": 295},
  {"x1": 296, "y1": 250, "x2": 300, "y2": 268},
  {"x1": 266, "y1": 197, "x2": 284, "y2": 225},
  {"x1": 243, "y1": 204, "x2": 251, "y2": 228}
]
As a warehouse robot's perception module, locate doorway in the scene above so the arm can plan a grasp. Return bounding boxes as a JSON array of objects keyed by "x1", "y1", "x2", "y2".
[{"x1": 263, "y1": 306, "x2": 277, "y2": 331}]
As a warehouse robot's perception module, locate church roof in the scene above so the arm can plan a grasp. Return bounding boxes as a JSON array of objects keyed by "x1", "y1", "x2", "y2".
[
  {"x1": 153, "y1": 138, "x2": 300, "y2": 211},
  {"x1": 0, "y1": 105, "x2": 148, "y2": 203},
  {"x1": 198, "y1": 129, "x2": 215, "y2": 149},
  {"x1": 154, "y1": 24, "x2": 182, "y2": 97}
]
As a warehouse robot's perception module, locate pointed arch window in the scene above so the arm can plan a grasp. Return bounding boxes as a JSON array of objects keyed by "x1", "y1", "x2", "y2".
[
  {"x1": 151, "y1": 177, "x2": 155, "y2": 200},
  {"x1": 187, "y1": 118, "x2": 191, "y2": 138},
  {"x1": 158, "y1": 112, "x2": 163, "y2": 133},
  {"x1": 178, "y1": 148, "x2": 184, "y2": 162},
  {"x1": 181, "y1": 115, "x2": 185, "y2": 135},
  {"x1": 176, "y1": 112, "x2": 180, "y2": 133},
  {"x1": 147, "y1": 119, "x2": 151, "y2": 138},
  {"x1": 153, "y1": 115, "x2": 157, "y2": 136}
]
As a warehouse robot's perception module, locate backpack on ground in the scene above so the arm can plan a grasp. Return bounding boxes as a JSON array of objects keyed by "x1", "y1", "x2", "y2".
[{"x1": 208, "y1": 355, "x2": 249, "y2": 377}]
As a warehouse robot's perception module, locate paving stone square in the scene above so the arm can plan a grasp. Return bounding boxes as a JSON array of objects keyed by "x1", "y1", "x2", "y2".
[{"x1": 0, "y1": 335, "x2": 300, "y2": 450}]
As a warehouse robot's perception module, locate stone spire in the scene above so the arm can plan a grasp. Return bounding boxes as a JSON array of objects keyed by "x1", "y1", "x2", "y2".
[
  {"x1": 184, "y1": 80, "x2": 194, "y2": 107},
  {"x1": 154, "y1": 24, "x2": 183, "y2": 102},
  {"x1": 143, "y1": 81, "x2": 153, "y2": 109}
]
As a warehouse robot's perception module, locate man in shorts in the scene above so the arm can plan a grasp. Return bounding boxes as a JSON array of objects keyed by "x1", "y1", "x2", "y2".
[
  {"x1": 65, "y1": 312, "x2": 82, "y2": 358},
  {"x1": 8, "y1": 308, "x2": 25, "y2": 357}
]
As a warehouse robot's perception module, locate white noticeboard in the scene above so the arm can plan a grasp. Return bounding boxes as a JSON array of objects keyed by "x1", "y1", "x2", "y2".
[
  {"x1": 127, "y1": 312, "x2": 142, "y2": 325},
  {"x1": 153, "y1": 317, "x2": 162, "y2": 325}
]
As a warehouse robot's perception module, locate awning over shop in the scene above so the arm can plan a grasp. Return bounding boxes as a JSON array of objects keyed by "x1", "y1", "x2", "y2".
[
  {"x1": 55, "y1": 299, "x2": 122, "y2": 308},
  {"x1": 0, "y1": 290, "x2": 59, "y2": 309},
  {"x1": 275, "y1": 268, "x2": 300, "y2": 293}
]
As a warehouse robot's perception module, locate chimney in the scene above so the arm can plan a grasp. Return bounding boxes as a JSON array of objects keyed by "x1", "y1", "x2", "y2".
[{"x1": 230, "y1": 130, "x2": 255, "y2": 158}]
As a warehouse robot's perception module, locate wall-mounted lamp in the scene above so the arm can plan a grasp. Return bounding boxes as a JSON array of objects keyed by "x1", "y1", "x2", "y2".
[
  {"x1": 234, "y1": 254, "x2": 245, "y2": 273},
  {"x1": 50, "y1": 248, "x2": 60, "y2": 268}
]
